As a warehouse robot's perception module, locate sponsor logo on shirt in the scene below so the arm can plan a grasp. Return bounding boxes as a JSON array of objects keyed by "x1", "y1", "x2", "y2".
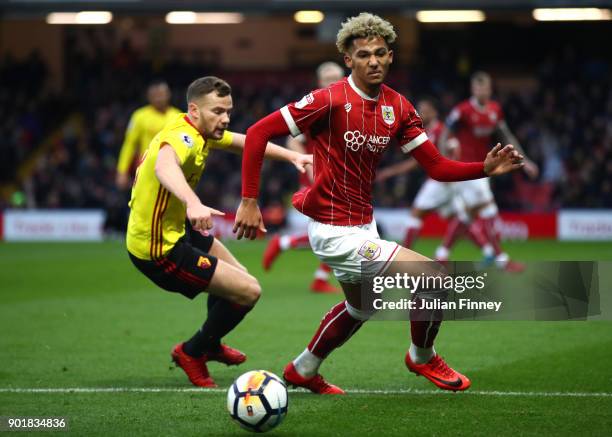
[
  {"x1": 295, "y1": 93, "x2": 315, "y2": 109},
  {"x1": 343, "y1": 130, "x2": 390, "y2": 153},
  {"x1": 358, "y1": 240, "x2": 381, "y2": 260},
  {"x1": 381, "y1": 105, "x2": 395, "y2": 125}
]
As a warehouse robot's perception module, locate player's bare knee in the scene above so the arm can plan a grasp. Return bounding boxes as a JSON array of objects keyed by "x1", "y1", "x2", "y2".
[{"x1": 238, "y1": 277, "x2": 261, "y2": 307}]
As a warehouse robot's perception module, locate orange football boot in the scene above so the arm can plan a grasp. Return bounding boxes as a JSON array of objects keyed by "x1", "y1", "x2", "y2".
[{"x1": 405, "y1": 353, "x2": 471, "y2": 391}]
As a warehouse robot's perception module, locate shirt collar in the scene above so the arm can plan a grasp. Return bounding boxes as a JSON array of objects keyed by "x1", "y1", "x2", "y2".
[
  {"x1": 348, "y1": 74, "x2": 379, "y2": 101},
  {"x1": 469, "y1": 96, "x2": 487, "y2": 113},
  {"x1": 183, "y1": 114, "x2": 204, "y2": 136}
]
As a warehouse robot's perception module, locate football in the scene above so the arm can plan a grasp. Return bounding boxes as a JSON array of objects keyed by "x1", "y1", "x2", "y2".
[{"x1": 227, "y1": 370, "x2": 288, "y2": 432}]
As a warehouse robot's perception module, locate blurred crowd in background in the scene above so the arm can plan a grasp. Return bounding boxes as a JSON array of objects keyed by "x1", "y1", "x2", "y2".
[{"x1": 2, "y1": 26, "x2": 611, "y2": 232}]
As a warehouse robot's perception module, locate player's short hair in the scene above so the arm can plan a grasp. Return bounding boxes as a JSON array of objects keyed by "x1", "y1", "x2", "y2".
[
  {"x1": 336, "y1": 13, "x2": 397, "y2": 54},
  {"x1": 316, "y1": 62, "x2": 344, "y2": 80},
  {"x1": 148, "y1": 79, "x2": 169, "y2": 90},
  {"x1": 471, "y1": 71, "x2": 491, "y2": 84},
  {"x1": 186, "y1": 76, "x2": 232, "y2": 103}
]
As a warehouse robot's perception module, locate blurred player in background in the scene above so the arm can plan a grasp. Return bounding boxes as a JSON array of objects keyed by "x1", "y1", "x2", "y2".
[
  {"x1": 376, "y1": 98, "x2": 494, "y2": 261},
  {"x1": 126, "y1": 76, "x2": 312, "y2": 388},
  {"x1": 116, "y1": 80, "x2": 181, "y2": 189},
  {"x1": 262, "y1": 61, "x2": 345, "y2": 293},
  {"x1": 235, "y1": 13, "x2": 524, "y2": 394},
  {"x1": 438, "y1": 72, "x2": 539, "y2": 271}
]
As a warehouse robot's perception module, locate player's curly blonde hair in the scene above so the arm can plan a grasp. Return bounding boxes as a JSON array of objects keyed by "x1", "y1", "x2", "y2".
[{"x1": 336, "y1": 13, "x2": 397, "y2": 54}]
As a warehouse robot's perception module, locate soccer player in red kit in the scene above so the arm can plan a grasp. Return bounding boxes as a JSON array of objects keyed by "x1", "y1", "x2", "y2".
[
  {"x1": 262, "y1": 62, "x2": 345, "y2": 293},
  {"x1": 438, "y1": 72, "x2": 539, "y2": 270},
  {"x1": 376, "y1": 98, "x2": 492, "y2": 259},
  {"x1": 234, "y1": 13, "x2": 524, "y2": 394}
]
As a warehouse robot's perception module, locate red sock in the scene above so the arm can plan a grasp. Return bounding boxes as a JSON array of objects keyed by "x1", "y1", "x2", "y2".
[
  {"x1": 410, "y1": 296, "x2": 442, "y2": 348},
  {"x1": 320, "y1": 263, "x2": 332, "y2": 273},
  {"x1": 441, "y1": 217, "x2": 466, "y2": 249},
  {"x1": 403, "y1": 227, "x2": 420, "y2": 248},
  {"x1": 308, "y1": 301, "x2": 364, "y2": 358},
  {"x1": 466, "y1": 221, "x2": 489, "y2": 248},
  {"x1": 479, "y1": 217, "x2": 502, "y2": 255},
  {"x1": 290, "y1": 234, "x2": 310, "y2": 249}
]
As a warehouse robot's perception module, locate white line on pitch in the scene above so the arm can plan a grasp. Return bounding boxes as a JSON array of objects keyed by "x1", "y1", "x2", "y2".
[{"x1": 0, "y1": 387, "x2": 611, "y2": 398}]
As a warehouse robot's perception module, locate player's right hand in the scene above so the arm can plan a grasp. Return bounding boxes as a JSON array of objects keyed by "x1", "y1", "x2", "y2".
[
  {"x1": 186, "y1": 201, "x2": 225, "y2": 234},
  {"x1": 233, "y1": 198, "x2": 267, "y2": 240}
]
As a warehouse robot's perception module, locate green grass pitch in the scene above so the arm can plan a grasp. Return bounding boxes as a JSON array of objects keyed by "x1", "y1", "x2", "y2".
[{"x1": 1, "y1": 239, "x2": 611, "y2": 436}]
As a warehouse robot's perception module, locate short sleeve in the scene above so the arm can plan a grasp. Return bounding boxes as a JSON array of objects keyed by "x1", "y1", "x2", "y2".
[
  {"x1": 208, "y1": 130, "x2": 233, "y2": 149},
  {"x1": 398, "y1": 97, "x2": 428, "y2": 154},
  {"x1": 280, "y1": 89, "x2": 331, "y2": 137},
  {"x1": 160, "y1": 131, "x2": 196, "y2": 165}
]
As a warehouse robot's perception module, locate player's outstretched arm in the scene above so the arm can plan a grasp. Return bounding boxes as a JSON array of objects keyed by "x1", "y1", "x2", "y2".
[
  {"x1": 224, "y1": 132, "x2": 312, "y2": 174},
  {"x1": 155, "y1": 144, "x2": 224, "y2": 233},
  {"x1": 234, "y1": 111, "x2": 291, "y2": 240}
]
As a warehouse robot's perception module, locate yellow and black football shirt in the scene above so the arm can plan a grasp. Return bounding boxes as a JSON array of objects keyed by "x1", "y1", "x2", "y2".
[
  {"x1": 116, "y1": 105, "x2": 182, "y2": 175},
  {"x1": 126, "y1": 114, "x2": 233, "y2": 260}
]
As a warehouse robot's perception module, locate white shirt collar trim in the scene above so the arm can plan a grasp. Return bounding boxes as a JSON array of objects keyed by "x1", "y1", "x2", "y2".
[
  {"x1": 348, "y1": 74, "x2": 379, "y2": 101},
  {"x1": 470, "y1": 96, "x2": 487, "y2": 112}
]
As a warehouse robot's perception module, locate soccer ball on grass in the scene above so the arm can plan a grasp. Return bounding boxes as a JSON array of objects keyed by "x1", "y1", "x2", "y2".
[{"x1": 227, "y1": 370, "x2": 288, "y2": 432}]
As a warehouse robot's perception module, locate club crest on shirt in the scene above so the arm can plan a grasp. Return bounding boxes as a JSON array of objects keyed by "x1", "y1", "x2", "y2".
[
  {"x1": 381, "y1": 105, "x2": 395, "y2": 125},
  {"x1": 295, "y1": 93, "x2": 315, "y2": 109},
  {"x1": 197, "y1": 256, "x2": 212, "y2": 269},
  {"x1": 358, "y1": 240, "x2": 381, "y2": 261},
  {"x1": 344, "y1": 103, "x2": 352, "y2": 112},
  {"x1": 180, "y1": 133, "x2": 194, "y2": 148}
]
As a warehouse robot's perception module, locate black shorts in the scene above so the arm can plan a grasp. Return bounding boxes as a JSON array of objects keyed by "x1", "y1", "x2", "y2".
[{"x1": 129, "y1": 225, "x2": 219, "y2": 299}]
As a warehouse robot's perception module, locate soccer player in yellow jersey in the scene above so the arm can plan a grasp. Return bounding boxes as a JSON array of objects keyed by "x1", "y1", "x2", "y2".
[
  {"x1": 116, "y1": 81, "x2": 181, "y2": 189},
  {"x1": 127, "y1": 76, "x2": 312, "y2": 388}
]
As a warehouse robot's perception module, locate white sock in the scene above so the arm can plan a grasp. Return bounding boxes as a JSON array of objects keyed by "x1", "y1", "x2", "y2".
[
  {"x1": 495, "y1": 252, "x2": 509, "y2": 268},
  {"x1": 314, "y1": 267, "x2": 329, "y2": 280},
  {"x1": 435, "y1": 246, "x2": 450, "y2": 261},
  {"x1": 279, "y1": 235, "x2": 292, "y2": 251},
  {"x1": 406, "y1": 215, "x2": 423, "y2": 230},
  {"x1": 293, "y1": 349, "x2": 322, "y2": 378},
  {"x1": 482, "y1": 244, "x2": 494, "y2": 258},
  {"x1": 409, "y1": 343, "x2": 435, "y2": 365}
]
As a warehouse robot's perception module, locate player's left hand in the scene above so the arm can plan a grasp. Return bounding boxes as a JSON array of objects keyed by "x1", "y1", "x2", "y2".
[
  {"x1": 523, "y1": 159, "x2": 539, "y2": 179},
  {"x1": 233, "y1": 198, "x2": 267, "y2": 240},
  {"x1": 484, "y1": 143, "x2": 524, "y2": 176},
  {"x1": 291, "y1": 153, "x2": 313, "y2": 174}
]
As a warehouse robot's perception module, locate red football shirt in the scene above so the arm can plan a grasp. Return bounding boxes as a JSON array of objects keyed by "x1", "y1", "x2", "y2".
[
  {"x1": 447, "y1": 97, "x2": 503, "y2": 162},
  {"x1": 297, "y1": 133, "x2": 315, "y2": 188},
  {"x1": 427, "y1": 119, "x2": 444, "y2": 146},
  {"x1": 281, "y1": 75, "x2": 427, "y2": 226}
]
